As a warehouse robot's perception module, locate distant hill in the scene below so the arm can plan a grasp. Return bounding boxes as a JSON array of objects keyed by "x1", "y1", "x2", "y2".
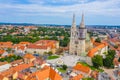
[
  {"x1": 0, "y1": 22, "x2": 120, "y2": 28},
  {"x1": 0, "y1": 22, "x2": 35, "y2": 26}
]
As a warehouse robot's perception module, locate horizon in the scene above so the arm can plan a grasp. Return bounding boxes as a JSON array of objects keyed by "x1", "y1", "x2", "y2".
[
  {"x1": 1, "y1": 22, "x2": 120, "y2": 26},
  {"x1": 0, "y1": 0, "x2": 120, "y2": 25}
]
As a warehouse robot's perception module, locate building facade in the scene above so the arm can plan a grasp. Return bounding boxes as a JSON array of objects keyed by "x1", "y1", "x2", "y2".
[
  {"x1": 69, "y1": 14, "x2": 87, "y2": 56},
  {"x1": 26, "y1": 40, "x2": 59, "y2": 55}
]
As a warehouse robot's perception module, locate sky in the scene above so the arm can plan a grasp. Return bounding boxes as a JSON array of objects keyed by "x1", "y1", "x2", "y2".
[{"x1": 0, "y1": 0, "x2": 120, "y2": 25}]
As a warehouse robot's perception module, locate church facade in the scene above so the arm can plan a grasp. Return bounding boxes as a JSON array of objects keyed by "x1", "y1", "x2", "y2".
[{"x1": 69, "y1": 14, "x2": 87, "y2": 56}]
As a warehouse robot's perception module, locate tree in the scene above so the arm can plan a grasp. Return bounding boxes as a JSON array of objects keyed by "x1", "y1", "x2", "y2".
[
  {"x1": 34, "y1": 51, "x2": 36, "y2": 54},
  {"x1": 103, "y1": 55, "x2": 114, "y2": 68},
  {"x1": 108, "y1": 50, "x2": 116, "y2": 58},
  {"x1": 60, "y1": 36, "x2": 70, "y2": 47},
  {"x1": 114, "y1": 45, "x2": 118, "y2": 49},
  {"x1": 62, "y1": 64, "x2": 68, "y2": 70},
  {"x1": 92, "y1": 55, "x2": 103, "y2": 68},
  {"x1": 6, "y1": 48, "x2": 12, "y2": 53},
  {"x1": 118, "y1": 57, "x2": 120, "y2": 62},
  {"x1": 103, "y1": 50, "x2": 116, "y2": 68},
  {"x1": 95, "y1": 37, "x2": 101, "y2": 43},
  {"x1": 47, "y1": 51, "x2": 53, "y2": 56},
  {"x1": 50, "y1": 36, "x2": 58, "y2": 41}
]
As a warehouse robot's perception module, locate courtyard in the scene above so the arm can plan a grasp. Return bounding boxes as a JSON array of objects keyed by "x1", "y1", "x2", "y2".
[{"x1": 46, "y1": 54, "x2": 87, "y2": 67}]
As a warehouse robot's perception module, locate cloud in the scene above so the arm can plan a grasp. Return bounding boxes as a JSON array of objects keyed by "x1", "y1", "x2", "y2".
[{"x1": 0, "y1": 0, "x2": 120, "y2": 23}]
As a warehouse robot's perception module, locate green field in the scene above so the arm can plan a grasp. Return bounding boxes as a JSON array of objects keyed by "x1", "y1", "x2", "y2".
[
  {"x1": 47, "y1": 55, "x2": 59, "y2": 60},
  {"x1": 57, "y1": 68, "x2": 66, "y2": 73}
]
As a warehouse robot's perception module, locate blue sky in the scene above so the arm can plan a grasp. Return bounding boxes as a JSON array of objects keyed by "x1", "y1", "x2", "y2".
[{"x1": 0, "y1": 0, "x2": 120, "y2": 25}]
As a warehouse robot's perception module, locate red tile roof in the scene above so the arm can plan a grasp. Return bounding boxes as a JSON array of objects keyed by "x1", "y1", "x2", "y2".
[
  {"x1": 0, "y1": 50, "x2": 5, "y2": 54},
  {"x1": 73, "y1": 64, "x2": 91, "y2": 74},
  {"x1": 24, "y1": 53, "x2": 35, "y2": 59},
  {"x1": 19, "y1": 42, "x2": 30, "y2": 45},
  {"x1": 27, "y1": 40, "x2": 58, "y2": 49},
  {"x1": 88, "y1": 42, "x2": 108, "y2": 57},
  {"x1": 0, "y1": 74, "x2": 4, "y2": 80},
  {"x1": 0, "y1": 42, "x2": 13, "y2": 48},
  {"x1": 27, "y1": 44, "x2": 48, "y2": 49},
  {"x1": 26, "y1": 66, "x2": 62, "y2": 80},
  {"x1": 1, "y1": 63, "x2": 34, "y2": 77},
  {"x1": 0, "y1": 62, "x2": 8, "y2": 66}
]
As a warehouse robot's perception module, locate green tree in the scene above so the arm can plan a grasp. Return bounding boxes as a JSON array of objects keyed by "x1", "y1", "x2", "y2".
[
  {"x1": 50, "y1": 36, "x2": 58, "y2": 41},
  {"x1": 95, "y1": 37, "x2": 101, "y2": 43},
  {"x1": 118, "y1": 57, "x2": 120, "y2": 62},
  {"x1": 92, "y1": 55, "x2": 103, "y2": 68},
  {"x1": 62, "y1": 64, "x2": 68, "y2": 70},
  {"x1": 60, "y1": 36, "x2": 69, "y2": 47},
  {"x1": 103, "y1": 50, "x2": 116, "y2": 68},
  {"x1": 114, "y1": 45, "x2": 118, "y2": 49},
  {"x1": 103, "y1": 55, "x2": 114, "y2": 68},
  {"x1": 108, "y1": 50, "x2": 116, "y2": 58},
  {"x1": 47, "y1": 51, "x2": 53, "y2": 56}
]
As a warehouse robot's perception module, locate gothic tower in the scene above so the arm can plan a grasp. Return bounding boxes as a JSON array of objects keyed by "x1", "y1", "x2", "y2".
[
  {"x1": 69, "y1": 13, "x2": 87, "y2": 56},
  {"x1": 77, "y1": 13, "x2": 87, "y2": 55},
  {"x1": 69, "y1": 14, "x2": 77, "y2": 55}
]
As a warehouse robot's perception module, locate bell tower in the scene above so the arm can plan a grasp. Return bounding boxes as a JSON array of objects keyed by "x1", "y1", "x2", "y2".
[
  {"x1": 77, "y1": 13, "x2": 87, "y2": 55},
  {"x1": 69, "y1": 14, "x2": 77, "y2": 55}
]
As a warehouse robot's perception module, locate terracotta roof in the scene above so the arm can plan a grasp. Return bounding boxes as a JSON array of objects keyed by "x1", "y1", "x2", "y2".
[
  {"x1": 70, "y1": 74, "x2": 83, "y2": 80},
  {"x1": 88, "y1": 42, "x2": 108, "y2": 57},
  {"x1": 26, "y1": 66, "x2": 62, "y2": 80},
  {"x1": 27, "y1": 44, "x2": 48, "y2": 49},
  {"x1": 24, "y1": 54, "x2": 35, "y2": 59},
  {"x1": 19, "y1": 42, "x2": 30, "y2": 45},
  {"x1": 27, "y1": 40, "x2": 58, "y2": 49},
  {"x1": 93, "y1": 42, "x2": 101, "y2": 46},
  {"x1": 1, "y1": 63, "x2": 34, "y2": 77},
  {"x1": 0, "y1": 42, "x2": 13, "y2": 48},
  {"x1": 0, "y1": 50, "x2": 5, "y2": 54},
  {"x1": 0, "y1": 42, "x2": 13, "y2": 45},
  {"x1": 34, "y1": 40, "x2": 57, "y2": 44},
  {"x1": 18, "y1": 46, "x2": 25, "y2": 50},
  {"x1": 73, "y1": 64, "x2": 91, "y2": 73},
  {"x1": 12, "y1": 63, "x2": 33, "y2": 71},
  {"x1": 0, "y1": 62, "x2": 8, "y2": 66},
  {"x1": 0, "y1": 74, "x2": 4, "y2": 80},
  {"x1": 10, "y1": 59, "x2": 23, "y2": 65}
]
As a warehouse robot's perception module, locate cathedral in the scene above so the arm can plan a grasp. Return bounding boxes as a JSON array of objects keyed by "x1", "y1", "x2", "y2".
[{"x1": 69, "y1": 13, "x2": 89, "y2": 56}]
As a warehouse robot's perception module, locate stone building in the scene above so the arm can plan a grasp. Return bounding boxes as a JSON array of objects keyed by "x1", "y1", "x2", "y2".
[{"x1": 69, "y1": 14, "x2": 87, "y2": 56}]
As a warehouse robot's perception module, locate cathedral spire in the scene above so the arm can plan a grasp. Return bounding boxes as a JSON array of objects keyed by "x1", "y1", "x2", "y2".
[
  {"x1": 73, "y1": 13, "x2": 75, "y2": 24},
  {"x1": 72, "y1": 13, "x2": 76, "y2": 28},
  {"x1": 80, "y1": 13, "x2": 85, "y2": 28}
]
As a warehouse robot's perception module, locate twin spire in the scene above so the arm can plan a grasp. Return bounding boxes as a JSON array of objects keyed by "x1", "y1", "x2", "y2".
[{"x1": 72, "y1": 13, "x2": 85, "y2": 28}]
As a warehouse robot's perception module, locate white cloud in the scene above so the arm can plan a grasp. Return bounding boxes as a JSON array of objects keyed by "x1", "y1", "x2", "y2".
[
  {"x1": 0, "y1": 0, "x2": 120, "y2": 17},
  {"x1": 28, "y1": 0, "x2": 89, "y2": 4}
]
